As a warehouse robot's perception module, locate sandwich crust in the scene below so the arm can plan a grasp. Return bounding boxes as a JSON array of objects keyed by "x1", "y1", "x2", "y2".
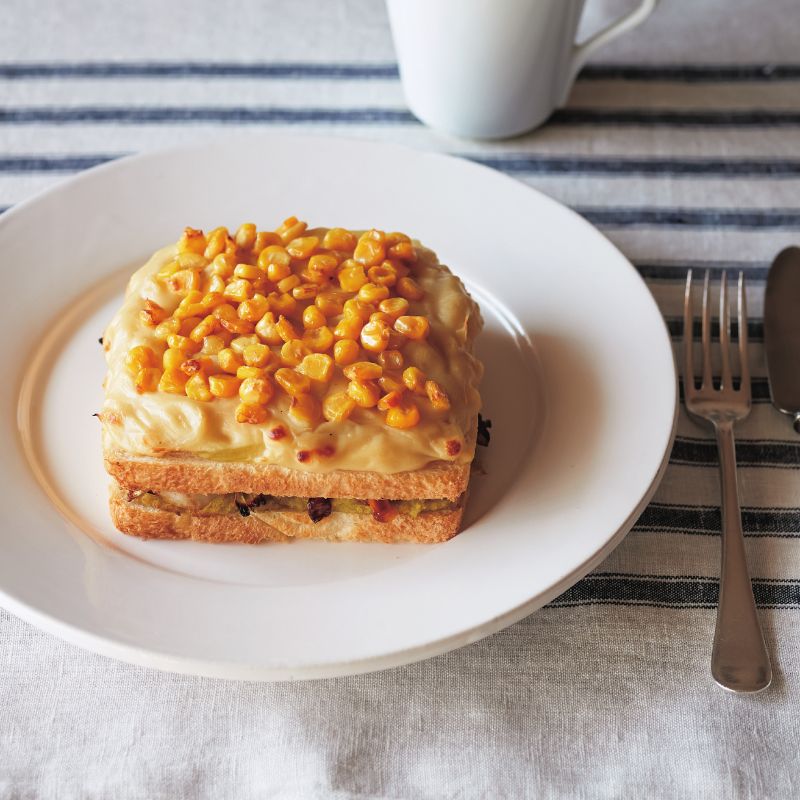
[
  {"x1": 110, "y1": 496, "x2": 463, "y2": 544},
  {"x1": 105, "y1": 448, "x2": 470, "y2": 500}
]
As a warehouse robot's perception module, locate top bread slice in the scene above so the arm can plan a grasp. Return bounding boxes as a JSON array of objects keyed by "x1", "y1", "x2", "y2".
[{"x1": 105, "y1": 446, "x2": 470, "y2": 500}]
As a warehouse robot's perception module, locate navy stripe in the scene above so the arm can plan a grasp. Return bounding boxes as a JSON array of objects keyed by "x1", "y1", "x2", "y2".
[
  {"x1": 671, "y1": 436, "x2": 800, "y2": 468},
  {"x1": 550, "y1": 109, "x2": 800, "y2": 127},
  {"x1": 578, "y1": 207, "x2": 800, "y2": 229},
  {"x1": 579, "y1": 64, "x2": 800, "y2": 83},
  {"x1": 678, "y1": 377, "x2": 771, "y2": 403},
  {"x1": 470, "y1": 155, "x2": 800, "y2": 178},
  {"x1": 635, "y1": 261, "x2": 769, "y2": 281},
  {"x1": 2, "y1": 106, "x2": 800, "y2": 129},
  {"x1": 0, "y1": 106, "x2": 417, "y2": 125},
  {"x1": 0, "y1": 62, "x2": 400, "y2": 79},
  {"x1": 549, "y1": 575, "x2": 800, "y2": 608},
  {"x1": 635, "y1": 503, "x2": 800, "y2": 537},
  {"x1": 1, "y1": 61, "x2": 798, "y2": 83},
  {"x1": 0, "y1": 154, "x2": 120, "y2": 172},
  {"x1": 666, "y1": 317, "x2": 763, "y2": 340},
  {"x1": 678, "y1": 377, "x2": 771, "y2": 402},
  {"x1": 8, "y1": 153, "x2": 800, "y2": 180}
]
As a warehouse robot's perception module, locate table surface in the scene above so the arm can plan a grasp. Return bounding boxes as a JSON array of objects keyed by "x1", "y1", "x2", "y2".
[{"x1": 2, "y1": 1, "x2": 800, "y2": 797}]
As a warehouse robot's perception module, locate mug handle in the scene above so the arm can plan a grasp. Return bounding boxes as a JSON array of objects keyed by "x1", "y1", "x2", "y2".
[{"x1": 560, "y1": 0, "x2": 659, "y2": 102}]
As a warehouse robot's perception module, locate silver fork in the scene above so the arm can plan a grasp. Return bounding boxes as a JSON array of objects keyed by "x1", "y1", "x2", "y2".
[{"x1": 683, "y1": 270, "x2": 771, "y2": 693}]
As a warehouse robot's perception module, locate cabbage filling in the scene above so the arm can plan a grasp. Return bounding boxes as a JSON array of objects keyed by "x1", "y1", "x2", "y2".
[{"x1": 126, "y1": 489, "x2": 461, "y2": 519}]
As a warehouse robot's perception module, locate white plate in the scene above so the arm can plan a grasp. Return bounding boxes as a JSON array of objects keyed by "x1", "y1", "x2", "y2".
[{"x1": 1, "y1": 134, "x2": 676, "y2": 680}]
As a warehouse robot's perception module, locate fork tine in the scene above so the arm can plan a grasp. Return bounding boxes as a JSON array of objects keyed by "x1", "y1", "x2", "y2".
[
  {"x1": 701, "y1": 270, "x2": 713, "y2": 389},
  {"x1": 738, "y1": 271, "x2": 750, "y2": 397},
  {"x1": 683, "y1": 270, "x2": 695, "y2": 397},
  {"x1": 719, "y1": 271, "x2": 732, "y2": 389}
]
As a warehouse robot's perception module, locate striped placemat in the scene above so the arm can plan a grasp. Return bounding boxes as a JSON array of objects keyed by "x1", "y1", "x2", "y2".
[{"x1": 2, "y1": 29, "x2": 800, "y2": 800}]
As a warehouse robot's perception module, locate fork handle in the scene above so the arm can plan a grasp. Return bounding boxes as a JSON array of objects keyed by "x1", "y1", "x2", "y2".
[{"x1": 711, "y1": 422, "x2": 772, "y2": 692}]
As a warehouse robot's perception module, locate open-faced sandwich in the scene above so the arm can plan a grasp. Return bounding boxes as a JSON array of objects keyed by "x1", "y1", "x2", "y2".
[{"x1": 100, "y1": 218, "x2": 483, "y2": 543}]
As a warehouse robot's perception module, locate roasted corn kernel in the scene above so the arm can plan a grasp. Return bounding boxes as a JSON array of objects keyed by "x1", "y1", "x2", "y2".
[
  {"x1": 394, "y1": 315, "x2": 430, "y2": 340},
  {"x1": 233, "y1": 263, "x2": 262, "y2": 281},
  {"x1": 377, "y1": 390, "x2": 404, "y2": 411},
  {"x1": 333, "y1": 339, "x2": 360, "y2": 366},
  {"x1": 237, "y1": 294, "x2": 270, "y2": 322},
  {"x1": 385, "y1": 397, "x2": 420, "y2": 429},
  {"x1": 315, "y1": 290, "x2": 347, "y2": 316},
  {"x1": 236, "y1": 366, "x2": 265, "y2": 380},
  {"x1": 140, "y1": 299, "x2": 167, "y2": 326},
  {"x1": 276, "y1": 315, "x2": 300, "y2": 342},
  {"x1": 322, "y1": 390, "x2": 357, "y2": 422},
  {"x1": 162, "y1": 347, "x2": 185, "y2": 370},
  {"x1": 234, "y1": 222, "x2": 257, "y2": 251},
  {"x1": 360, "y1": 319, "x2": 390, "y2": 353},
  {"x1": 286, "y1": 236, "x2": 319, "y2": 259},
  {"x1": 343, "y1": 361, "x2": 382, "y2": 381},
  {"x1": 276, "y1": 216, "x2": 307, "y2": 244},
  {"x1": 154, "y1": 317, "x2": 181, "y2": 340},
  {"x1": 357, "y1": 282, "x2": 390, "y2": 304},
  {"x1": 333, "y1": 317, "x2": 363, "y2": 341},
  {"x1": 223, "y1": 278, "x2": 254, "y2": 303},
  {"x1": 402, "y1": 366, "x2": 426, "y2": 394},
  {"x1": 292, "y1": 283, "x2": 318, "y2": 301},
  {"x1": 189, "y1": 314, "x2": 219, "y2": 342},
  {"x1": 209, "y1": 374, "x2": 241, "y2": 398},
  {"x1": 377, "y1": 349, "x2": 404, "y2": 371},
  {"x1": 168, "y1": 268, "x2": 203, "y2": 294},
  {"x1": 211, "y1": 253, "x2": 236, "y2": 278},
  {"x1": 275, "y1": 367, "x2": 312, "y2": 397},
  {"x1": 218, "y1": 347, "x2": 243, "y2": 374},
  {"x1": 396, "y1": 276, "x2": 424, "y2": 301},
  {"x1": 235, "y1": 403, "x2": 269, "y2": 424},
  {"x1": 207, "y1": 274, "x2": 227, "y2": 294},
  {"x1": 267, "y1": 291, "x2": 297, "y2": 316},
  {"x1": 322, "y1": 227, "x2": 357, "y2": 251},
  {"x1": 178, "y1": 227, "x2": 207, "y2": 255},
  {"x1": 214, "y1": 303, "x2": 254, "y2": 335},
  {"x1": 230, "y1": 334, "x2": 260, "y2": 354},
  {"x1": 126, "y1": 345, "x2": 159, "y2": 375},
  {"x1": 338, "y1": 263, "x2": 368, "y2": 292},
  {"x1": 255, "y1": 311, "x2": 283, "y2": 345},
  {"x1": 185, "y1": 373, "x2": 214, "y2": 402},
  {"x1": 353, "y1": 229, "x2": 385, "y2": 267},
  {"x1": 242, "y1": 343, "x2": 272, "y2": 368},
  {"x1": 296, "y1": 353, "x2": 334, "y2": 383},
  {"x1": 307, "y1": 253, "x2": 340, "y2": 279},
  {"x1": 388, "y1": 241, "x2": 417, "y2": 262},
  {"x1": 239, "y1": 376, "x2": 274, "y2": 405},
  {"x1": 280, "y1": 340, "x2": 311, "y2": 367},
  {"x1": 135, "y1": 367, "x2": 161, "y2": 394},
  {"x1": 347, "y1": 378, "x2": 381, "y2": 408},
  {"x1": 204, "y1": 227, "x2": 229, "y2": 259},
  {"x1": 159, "y1": 367, "x2": 189, "y2": 394},
  {"x1": 302, "y1": 305, "x2": 326, "y2": 330},
  {"x1": 425, "y1": 379, "x2": 451, "y2": 410},
  {"x1": 302, "y1": 325, "x2": 334, "y2": 353},
  {"x1": 342, "y1": 298, "x2": 375, "y2": 322},
  {"x1": 367, "y1": 264, "x2": 397, "y2": 287},
  {"x1": 253, "y1": 230, "x2": 281, "y2": 253},
  {"x1": 378, "y1": 372, "x2": 405, "y2": 394},
  {"x1": 166, "y1": 334, "x2": 201, "y2": 354},
  {"x1": 201, "y1": 334, "x2": 227, "y2": 355}
]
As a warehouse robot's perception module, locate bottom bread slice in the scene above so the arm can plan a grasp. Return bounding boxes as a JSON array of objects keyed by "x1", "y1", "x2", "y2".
[{"x1": 110, "y1": 496, "x2": 465, "y2": 544}]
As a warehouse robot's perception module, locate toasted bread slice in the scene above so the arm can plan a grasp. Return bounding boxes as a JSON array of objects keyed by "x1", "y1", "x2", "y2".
[
  {"x1": 110, "y1": 495, "x2": 464, "y2": 544},
  {"x1": 104, "y1": 448, "x2": 470, "y2": 501}
]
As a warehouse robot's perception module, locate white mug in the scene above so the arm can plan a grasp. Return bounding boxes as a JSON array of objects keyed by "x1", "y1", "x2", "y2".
[{"x1": 387, "y1": 0, "x2": 659, "y2": 139}]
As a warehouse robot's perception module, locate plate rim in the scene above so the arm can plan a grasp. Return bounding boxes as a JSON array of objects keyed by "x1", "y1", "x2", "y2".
[{"x1": 0, "y1": 132, "x2": 678, "y2": 680}]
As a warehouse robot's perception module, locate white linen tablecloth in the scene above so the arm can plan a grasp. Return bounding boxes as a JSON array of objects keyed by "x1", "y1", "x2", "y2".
[{"x1": 2, "y1": 0, "x2": 800, "y2": 796}]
